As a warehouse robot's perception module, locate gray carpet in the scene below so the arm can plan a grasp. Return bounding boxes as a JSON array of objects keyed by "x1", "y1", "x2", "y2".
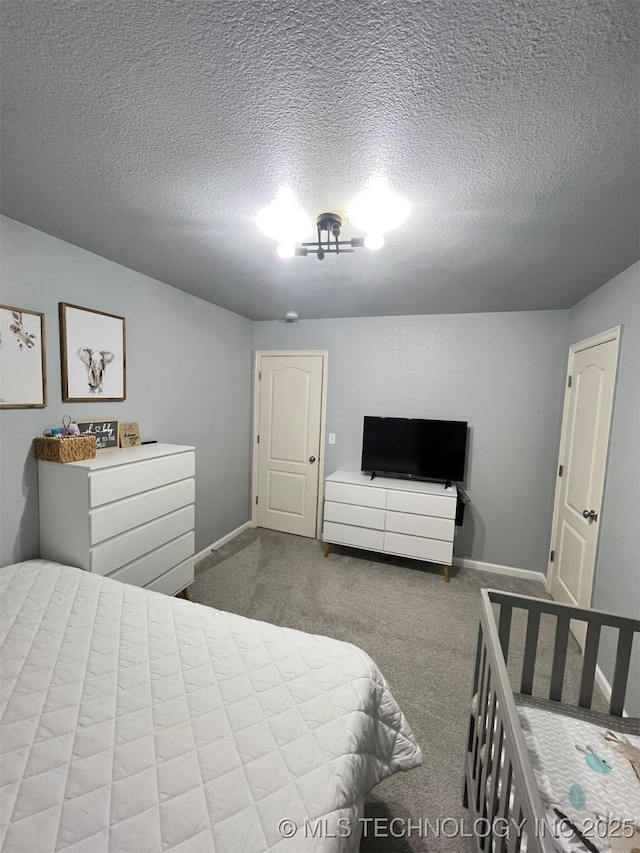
[{"x1": 192, "y1": 529, "x2": 596, "y2": 853}]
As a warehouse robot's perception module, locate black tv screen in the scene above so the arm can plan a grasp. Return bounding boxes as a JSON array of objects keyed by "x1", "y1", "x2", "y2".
[{"x1": 361, "y1": 416, "x2": 468, "y2": 483}]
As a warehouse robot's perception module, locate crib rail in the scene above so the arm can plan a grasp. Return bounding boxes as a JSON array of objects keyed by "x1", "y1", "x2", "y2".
[
  {"x1": 465, "y1": 590, "x2": 553, "y2": 852},
  {"x1": 464, "y1": 589, "x2": 640, "y2": 853},
  {"x1": 488, "y1": 590, "x2": 639, "y2": 716}
]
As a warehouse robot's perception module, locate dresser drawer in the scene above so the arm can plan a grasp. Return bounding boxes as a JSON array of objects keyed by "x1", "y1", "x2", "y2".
[
  {"x1": 90, "y1": 505, "x2": 195, "y2": 576},
  {"x1": 145, "y1": 557, "x2": 195, "y2": 596},
  {"x1": 323, "y1": 521, "x2": 384, "y2": 551},
  {"x1": 384, "y1": 531, "x2": 453, "y2": 564},
  {"x1": 324, "y1": 501, "x2": 385, "y2": 530},
  {"x1": 89, "y1": 451, "x2": 195, "y2": 507},
  {"x1": 324, "y1": 480, "x2": 387, "y2": 509},
  {"x1": 385, "y1": 510, "x2": 454, "y2": 541},
  {"x1": 108, "y1": 532, "x2": 195, "y2": 588},
  {"x1": 90, "y1": 478, "x2": 195, "y2": 544},
  {"x1": 385, "y1": 488, "x2": 456, "y2": 519}
]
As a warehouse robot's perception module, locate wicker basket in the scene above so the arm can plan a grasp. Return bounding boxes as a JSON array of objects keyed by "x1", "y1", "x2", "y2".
[{"x1": 34, "y1": 435, "x2": 97, "y2": 463}]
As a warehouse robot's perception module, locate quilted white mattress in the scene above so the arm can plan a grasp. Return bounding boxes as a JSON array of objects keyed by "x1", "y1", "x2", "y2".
[{"x1": 0, "y1": 561, "x2": 422, "y2": 852}]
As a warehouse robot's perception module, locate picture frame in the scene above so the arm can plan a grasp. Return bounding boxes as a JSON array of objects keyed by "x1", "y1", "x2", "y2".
[
  {"x1": 0, "y1": 304, "x2": 47, "y2": 409},
  {"x1": 119, "y1": 421, "x2": 141, "y2": 447},
  {"x1": 59, "y1": 303, "x2": 126, "y2": 402},
  {"x1": 76, "y1": 419, "x2": 120, "y2": 450}
]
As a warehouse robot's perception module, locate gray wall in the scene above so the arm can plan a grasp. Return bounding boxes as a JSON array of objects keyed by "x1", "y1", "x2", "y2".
[
  {"x1": 2, "y1": 215, "x2": 636, "y2": 709},
  {"x1": 567, "y1": 261, "x2": 640, "y2": 715},
  {"x1": 0, "y1": 216, "x2": 253, "y2": 565},
  {"x1": 254, "y1": 311, "x2": 568, "y2": 574}
]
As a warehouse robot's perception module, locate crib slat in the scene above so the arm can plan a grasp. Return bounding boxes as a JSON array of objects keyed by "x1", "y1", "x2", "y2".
[
  {"x1": 507, "y1": 805, "x2": 524, "y2": 852},
  {"x1": 486, "y1": 719, "x2": 505, "y2": 823},
  {"x1": 468, "y1": 628, "x2": 484, "y2": 753},
  {"x1": 478, "y1": 687, "x2": 497, "y2": 831},
  {"x1": 579, "y1": 622, "x2": 602, "y2": 708},
  {"x1": 474, "y1": 661, "x2": 492, "y2": 811},
  {"x1": 549, "y1": 616, "x2": 570, "y2": 701},
  {"x1": 472, "y1": 645, "x2": 489, "y2": 814},
  {"x1": 472, "y1": 643, "x2": 487, "y2": 769},
  {"x1": 496, "y1": 742, "x2": 513, "y2": 824},
  {"x1": 609, "y1": 628, "x2": 634, "y2": 716},
  {"x1": 473, "y1": 627, "x2": 484, "y2": 691},
  {"x1": 498, "y1": 604, "x2": 513, "y2": 662},
  {"x1": 520, "y1": 610, "x2": 541, "y2": 695}
]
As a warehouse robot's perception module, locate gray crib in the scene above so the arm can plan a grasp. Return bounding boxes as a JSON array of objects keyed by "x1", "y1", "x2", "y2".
[{"x1": 464, "y1": 589, "x2": 640, "y2": 852}]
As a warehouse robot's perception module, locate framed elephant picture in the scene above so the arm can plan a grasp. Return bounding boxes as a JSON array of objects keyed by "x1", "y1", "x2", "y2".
[{"x1": 59, "y1": 303, "x2": 126, "y2": 402}]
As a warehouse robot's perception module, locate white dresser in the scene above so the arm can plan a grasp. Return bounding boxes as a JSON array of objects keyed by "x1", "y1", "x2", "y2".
[
  {"x1": 38, "y1": 443, "x2": 195, "y2": 596},
  {"x1": 322, "y1": 471, "x2": 457, "y2": 582}
]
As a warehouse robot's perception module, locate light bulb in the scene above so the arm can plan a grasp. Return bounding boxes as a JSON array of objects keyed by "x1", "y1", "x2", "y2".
[
  {"x1": 348, "y1": 180, "x2": 409, "y2": 235},
  {"x1": 364, "y1": 233, "x2": 384, "y2": 250},
  {"x1": 256, "y1": 189, "x2": 312, "y2": 243},
  {"x1": 277, "y1": 242, "x2": 295, "y2": 259}
]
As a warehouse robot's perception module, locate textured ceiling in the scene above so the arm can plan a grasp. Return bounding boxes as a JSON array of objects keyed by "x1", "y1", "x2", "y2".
[{"x1": 1, "y1": 0, "x2": 638, "y2": 320}]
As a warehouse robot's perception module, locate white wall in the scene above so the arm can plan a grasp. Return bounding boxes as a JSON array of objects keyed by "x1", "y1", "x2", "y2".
[
  {"x1": 0, "y1": 216, "x2": 254, "y2": 565},
  {"x1": 567, "y1": 261, "x2": 640, "y2": 715},
  {"x1": 254, "y1": 311, "x2": 569, "y2": 574}
]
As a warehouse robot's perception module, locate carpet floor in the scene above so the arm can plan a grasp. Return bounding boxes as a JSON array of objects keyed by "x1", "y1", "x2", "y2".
[{"x1": 192, "y1": 528, "x2": 594, "y2": 853}]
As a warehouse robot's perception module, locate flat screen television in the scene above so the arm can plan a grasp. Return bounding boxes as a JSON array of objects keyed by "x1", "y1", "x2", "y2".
[{"x1": 361, "y1": 416, "x2": 468, "y2": 483}]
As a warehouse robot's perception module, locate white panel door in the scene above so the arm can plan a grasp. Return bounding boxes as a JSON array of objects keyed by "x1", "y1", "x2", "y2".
[
  {"x1": 256, "y1": 355, "x2": 324, "y2": 537},
  {"x1": 548, "y1": 334, "x2": 619, "y2": 646}
]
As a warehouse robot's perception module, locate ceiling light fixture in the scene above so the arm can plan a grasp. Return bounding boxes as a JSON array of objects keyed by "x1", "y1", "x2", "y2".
[
  {"x1": 294, "y1": 213, "x2": 365, "y2": 260},
  {"x1": 256, "y1": 183, "x2": 409, "y2": 260}
]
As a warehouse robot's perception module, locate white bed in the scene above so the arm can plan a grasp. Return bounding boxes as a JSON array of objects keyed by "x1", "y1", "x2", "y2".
[{"x1": 0, "y1": 560, "x2": 422, "y2": 853}]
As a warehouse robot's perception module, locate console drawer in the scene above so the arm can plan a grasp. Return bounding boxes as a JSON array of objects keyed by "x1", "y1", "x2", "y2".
[
  {"x1": 324, "y1": 501, "x2": 385, "y2": 530},
  {"x1": 385, "y1": 510, "x2": 454, "y2": 541},
  {"x1": 323, "y1": 522, "x2": 384, "y2": 552},
  {"x1": 324, "y1": 480, "x2": 387, "y2": 509},
  {"x1": 384, "y1": 531, "x2": 453, "y2": 564},
  {"x1": 89, "y1": 451, "x2": 195, "y2": 507},
  {"x1": 385, "y1": 489, "x2": 456, "y2": 519}
]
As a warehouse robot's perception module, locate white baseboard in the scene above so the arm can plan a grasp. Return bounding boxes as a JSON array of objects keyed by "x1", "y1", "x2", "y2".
[
  {"x1": 452, "y1": 557, "x2": 546, "y2": 586},
  {"x1": 594, "y1": 664, "x2": 630, "y2": 717},
  {"x1": 193, "y1": 521, "x2": 251, "y2": 564},
  {"x1": 594, "y1": 664, "x2": 612, "y2": 705},
  {"x1": 594, "y1": 663, "x2": 629, "y2": 717}
]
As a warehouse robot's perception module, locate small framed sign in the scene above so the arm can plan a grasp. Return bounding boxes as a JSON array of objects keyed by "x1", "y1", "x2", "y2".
[
  {"x1": 119, "y1": 422, "x2": 141, "y2": 448},
  {"x1": 76, "y1": 419, "x2": 119, "y2": 450}
]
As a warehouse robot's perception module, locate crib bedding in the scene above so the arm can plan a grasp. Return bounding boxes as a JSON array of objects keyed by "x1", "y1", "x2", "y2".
[
  {"x1": 0, "y1": 560, "x2": 422, "y2": 853},
  {"x1": 516, "y1": 703, "x2": 640, "y2": 853}
]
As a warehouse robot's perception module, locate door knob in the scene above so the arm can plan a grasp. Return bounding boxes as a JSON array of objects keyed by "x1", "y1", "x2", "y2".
[
  {"x1": 582, "y1": 509, "x2": 598, "y2": 521},
  {"x1": 309, "y1": 456, "x2": 316, "y2": 463}
]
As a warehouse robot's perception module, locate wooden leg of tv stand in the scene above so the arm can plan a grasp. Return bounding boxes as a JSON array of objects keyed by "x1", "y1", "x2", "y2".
[
  {"x1": 442, "y1": 565, "x2": 450, "y2": 583},
  {"x1": 324, "y1": 542, "x2": 331, "y2": 558}
]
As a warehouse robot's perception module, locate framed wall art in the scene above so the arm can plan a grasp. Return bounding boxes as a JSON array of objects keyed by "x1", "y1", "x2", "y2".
[
  {"x1": 119, "y1": 421, "x2": 141, "y2": 447},
  {"x1": 59, "y1": 303, "x2": 126, "y2": 402},
  {"x1": 0, "y1": 305, "x2": 47, "y2": 409},
  {"x1": 76, "y1": 419, "x2": 120, "y2": 450}
]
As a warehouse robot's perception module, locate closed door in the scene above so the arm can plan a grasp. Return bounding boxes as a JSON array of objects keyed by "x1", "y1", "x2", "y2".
[
  {"x1": 255, "y1": 354, "x2": 325, "y2": 537},
  {"x1": 548, "y1": 331, "x2": 620, "y2": 646}
]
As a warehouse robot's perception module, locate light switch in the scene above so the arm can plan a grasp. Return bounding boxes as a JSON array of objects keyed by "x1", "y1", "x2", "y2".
[{"x1": 328, "y1": 433, "x2": 336, "y2": 445}]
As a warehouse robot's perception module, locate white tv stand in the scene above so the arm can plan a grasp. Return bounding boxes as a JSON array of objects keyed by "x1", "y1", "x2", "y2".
[{"x1": 322, "y1": 471, "x2": 457, "y2": 582}]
